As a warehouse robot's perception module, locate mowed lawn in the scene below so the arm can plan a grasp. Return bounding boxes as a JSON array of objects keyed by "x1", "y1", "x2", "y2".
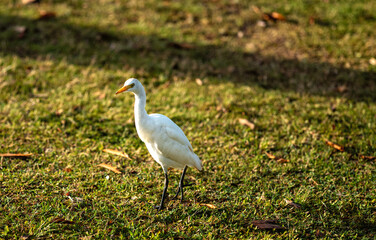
[{"x1": 1, "y1": 0, "x2": 375, "y2": 239}]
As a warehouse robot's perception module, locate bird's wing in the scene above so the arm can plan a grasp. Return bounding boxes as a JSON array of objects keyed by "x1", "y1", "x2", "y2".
[
  {"x1": 150, "y1": 114, "x2": 193, "y2": 150},
  {"x1": 150, "y1": 114, "x2": 200, "y2": 169}
]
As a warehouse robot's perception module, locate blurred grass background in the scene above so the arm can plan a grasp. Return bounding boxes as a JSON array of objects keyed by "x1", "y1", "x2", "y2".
[{"x1": 0, "y1": 0, "x2": 375, "y2": 239}]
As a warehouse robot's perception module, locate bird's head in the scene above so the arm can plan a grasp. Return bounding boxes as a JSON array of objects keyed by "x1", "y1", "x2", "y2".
[{"x1": 116, "y1": 78, "x2": 141, "y2": 95}]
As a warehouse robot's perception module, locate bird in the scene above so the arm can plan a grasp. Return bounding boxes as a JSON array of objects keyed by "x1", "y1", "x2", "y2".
[{"x1": 115, "y1": 78, "x2": 203, "y2": 211}]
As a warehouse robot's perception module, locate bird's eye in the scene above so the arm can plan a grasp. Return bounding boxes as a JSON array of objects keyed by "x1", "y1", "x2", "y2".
[{"x1": 130, "y1": 83, "x2": 135, "y2": 88}]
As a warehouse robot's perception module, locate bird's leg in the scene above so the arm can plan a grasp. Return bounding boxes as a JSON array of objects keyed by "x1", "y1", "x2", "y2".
[
  {"x1": 173, "y1": 166, "x2": 188, "y2": 202},
  {"x1": 155, "y1": 172, "x2": 168, "y2": 211}
]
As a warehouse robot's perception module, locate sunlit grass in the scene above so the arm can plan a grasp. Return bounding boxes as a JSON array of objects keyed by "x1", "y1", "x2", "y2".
[{"x1": 1, "y1": 0, "x2": 375, "y2": 239}]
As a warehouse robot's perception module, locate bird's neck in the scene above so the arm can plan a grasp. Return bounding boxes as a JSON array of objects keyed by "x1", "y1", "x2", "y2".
[{"x1": 134, "y1": 90, "x2": 148, "y2": 123}]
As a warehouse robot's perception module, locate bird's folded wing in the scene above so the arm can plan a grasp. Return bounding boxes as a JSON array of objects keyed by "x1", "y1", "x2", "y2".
[
  {"x1": 154, "y1": 136, "x2": 197, "y2": 167},
  {"x1": 153, "y1": 125, "x2": 198, "y2": 166},
  {"x1": 150, "y1": 113, "x2": 194, "y2": 151},
  {"x1": 164, "y1": 124, "x2": 194, "y2": 151},
  {"x1": 149, "y1": 114, "x2": 200, "y2": 168}
]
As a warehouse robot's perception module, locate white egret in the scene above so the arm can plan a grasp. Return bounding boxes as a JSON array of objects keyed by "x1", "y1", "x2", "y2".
[{"x1": 116, "y1": 78, "x2": 203, "y2": 211}]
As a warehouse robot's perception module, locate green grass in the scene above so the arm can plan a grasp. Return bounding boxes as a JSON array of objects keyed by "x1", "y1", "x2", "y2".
[{"x1": 1, "y1": 0, "x2": 376, "y2": 239}]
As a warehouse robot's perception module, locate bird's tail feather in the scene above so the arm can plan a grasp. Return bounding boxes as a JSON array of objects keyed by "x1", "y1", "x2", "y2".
[{"x1": 192, "y1": 154, "x2": 203, "y2": 171}]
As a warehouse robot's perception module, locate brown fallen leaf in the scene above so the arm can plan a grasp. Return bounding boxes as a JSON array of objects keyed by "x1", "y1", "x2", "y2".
[
  {"x1": 325, "y1": 140, "x2": 344, "y2": 152},
  {"x1": 284, "y1": 199, "x2": 302, "y2": 209},
  {"x1": 195, "y1": 78, "x2": 203, "y2": 86},
  {"x1": 103, "y1": 149, "x2": 131, "y2": 160},
  {"x1": 271, "y1": 12, "x2": 286, "y2": 21},
  {"x1": 262, "y1": 12, "x2": 286, "y2": 22},
  {"x1": 262, "y1": 13, "x2": 273, "y2": 22},
  {"x1": 200, "y1": 203, "x2": 217, "y2": 209},
  {"x1": 0, "y1": 153, "x2": 33, "y2": 158},
  {"x1": 55, "y1": 108, "x2": 64, "y2": 116},
  {"x1": 98, "y1": 163, "x2": 121, "y2": 174},
  {"x1": 38, "y1": 10, "x2": 56, "y2": 20},
  {"x1": 93, "y1": 91, "x2": 106, "y2": 100},
  {"x1": 337, "y1": 85, "x2": 347, "y2": 93},
  {"x1": 360, "y1": 155, "x2": 376, "y2": 161},
  {"x1": 277, "y1": 158, "x2": 290, "y2": 163},
  {"x1": 238, "y1": 118, "x2": 255, "y2": 130},
  {"x1": 251, "y1": 220, "x2": 284, "y2": 230},
  {"x1": 22, "y1": 0, "x2": 40, "y2": 4},
  {"x1": 265, "y1": 152, "x2": 290, "y2": 163},
  {"x1": 98, "y1": 93, "x2": 106, "y2": 99},
  {"x1": 252, "y1": 6, "x2": 286, "y2": 23},
  {"x1": 265, "y1": 152, "x2": 276, "y2": 159},
  {"x1": 51, "y1": 217, "x2": 75, "y2": 224},
  {"x1": 369, "y1": 58, "x2": 376, "y2": 66}
]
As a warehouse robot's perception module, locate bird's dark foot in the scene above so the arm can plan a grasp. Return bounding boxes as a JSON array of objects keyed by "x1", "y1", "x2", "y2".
[
  {"x1": 154, "y1": 205, "x2": 165, "y2": 211},
  {"x1": 172, "y1": 187, "x2": 181, "y2": 200},
  {"x1": 172, "y1": 183, "x2": 195, "y2": 202}
]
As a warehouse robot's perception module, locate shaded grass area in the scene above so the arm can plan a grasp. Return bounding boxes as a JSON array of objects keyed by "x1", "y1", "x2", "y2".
[
  {"x1": 1, "y1": 1, "x2": 375, "y2": 102},
  {"x1": 1, "y1": 0, "x2": 376, "y2": 239}
]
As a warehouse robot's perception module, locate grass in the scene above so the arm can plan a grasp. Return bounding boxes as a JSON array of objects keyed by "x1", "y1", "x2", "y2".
[{"x1": 1, "y1": 0, "x2": 375, "y2": 238}]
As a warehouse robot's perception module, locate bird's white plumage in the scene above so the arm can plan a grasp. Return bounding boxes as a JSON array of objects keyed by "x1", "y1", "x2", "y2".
[{"x1": 119, "y1": 78, "x2": 202, "y2": 173}]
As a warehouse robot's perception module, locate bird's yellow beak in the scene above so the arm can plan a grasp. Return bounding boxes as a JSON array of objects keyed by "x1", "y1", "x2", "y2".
[{"x1": 116, "y1": 85, "x2": 132, "y2": 95}]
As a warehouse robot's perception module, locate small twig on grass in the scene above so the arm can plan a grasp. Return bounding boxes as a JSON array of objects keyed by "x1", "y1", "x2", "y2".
[{"x1": 0, "y1": 153, "x2": 33, "y2": 158}]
